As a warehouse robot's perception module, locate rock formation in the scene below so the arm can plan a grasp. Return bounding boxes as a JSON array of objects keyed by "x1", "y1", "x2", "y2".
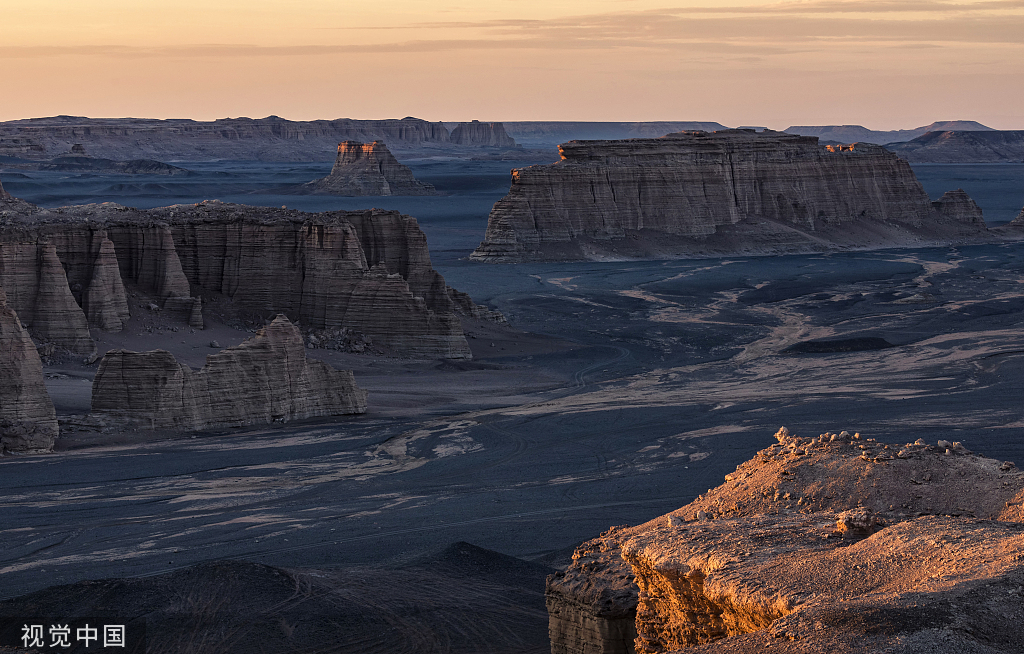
[
  {"x1": 785, "y1": 121, "x2": 993, "y2": 145},
  {"x1": 449, "y1": 121, "x2": 518, "y2": 148},
  {"x1": 932, "y1": 188, "x2": 985, "y2": 226},
  {"x1": 91, "y1": 315, "x2": 367, "y2": 430},
  {"x1": 301, "y1": 141, "x2": 436, "y2": 196},
  {"x1": 501, "y1": 122, "x2": 728, "y2": 147},
  {"x1": 0, "y1": 115, "x2": 454, "y2": 162},
  {"x1": 0, "y1": 283, "x2": 59, "y2": 453},
  {"x1": 471, "y1": 130, "x2": 992, "y2": 262},
  {"x1": 0, "y1": 176, "x2": 9, "y2": 200},
  {"x1": 1, "y1": 197, "x2": 474, "y2": 359},
  {"x1": 548, "y1": 428, "x2": 1024, "y2": 653},
  {"x1": 888, "y1": 129, "x2": 1024, "y2": 163}
]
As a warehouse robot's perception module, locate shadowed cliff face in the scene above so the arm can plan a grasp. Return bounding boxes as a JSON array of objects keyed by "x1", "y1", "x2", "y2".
[
  {"x1": 0, "y1": 284, "x2": 58, "y2": 453},
  {"x1": 301, "y1": 141, "x2": 436, "y2": 196},
  {"x1": 472, "y1": 130, "x2": 993, "y2": 262},
  {"x1": 91, "y1": 315, "x2": 367, "y2": 430},
  {"x1": 0, "y1": 199, "x2": 472, "y2": 359}
]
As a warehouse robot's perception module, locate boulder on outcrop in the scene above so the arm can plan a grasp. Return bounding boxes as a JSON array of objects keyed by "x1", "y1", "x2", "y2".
[
  {"x1": 91, "y1": 315, "x2": 367, "y2": 431},
  {"x1": 301, "y1": 141, "x2": 435, "y2": 196},
  {"x1": 547, "y1": 428, "x2": 1024, "y2": 654},
  {"x1": 0, "y1": 284, "x2": 58, "y2": 453},
  {"x1": 0, "y1": 199, "x2": 473, "y2": 359},
  {"x1": 449, "y1": 121, "x2": 518, "y2": 148},
  {"x1": 472, "y1": 130, "x2": 992, "y2": 262}
]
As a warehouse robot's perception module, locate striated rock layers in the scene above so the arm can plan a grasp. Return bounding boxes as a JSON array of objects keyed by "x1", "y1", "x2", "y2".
[
  {"x1": 548, "y1": 428, "x2": 1024, "y2": 654},
  {"x1": 0, "y1": 284, "x2": 58, "y2": 453},
  {"x1": 91, "y1": 315, "x2": 367, "y2": 430},
  {"x1": 449, "y1": 121, "x2": 518, "y2": 148},
  {"x1": 301, "y1": 141, "x2": 436, "y2": 196},
  {"x1": 1, "y1": 197, "x2": 473, "y2": 359},
  {"x1": 471, "y1": 130, "x2": 991, "y2": 263}
]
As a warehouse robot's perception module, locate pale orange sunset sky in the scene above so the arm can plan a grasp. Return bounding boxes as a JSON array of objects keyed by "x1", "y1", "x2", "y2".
[{"x1": 2, "y1": 0, "x2": 1022, "y2": 129}]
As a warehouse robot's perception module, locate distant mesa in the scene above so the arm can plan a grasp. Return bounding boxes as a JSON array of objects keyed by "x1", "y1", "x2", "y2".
[
  {"x1": 90, "y1": 315, "x2": 367, "y2": 431},
  {"x1": 300, "y1": 141, "x2": 436, "y2": 196},
  {"x1": 500, "y1": 121, "x2": 730, "y2": 147},
  {"x1": 785, "y1": 120, "x2": 994, "y2": 145},
  {"x1": 449, "y1": 121, "x2": 518, "y2": 148},
  {"x1": 886, "y1": 129, "x2": 1024, "y2": 163},
  {"x1": 471, "y1": 129, "x2": 993, "y2": 263}
]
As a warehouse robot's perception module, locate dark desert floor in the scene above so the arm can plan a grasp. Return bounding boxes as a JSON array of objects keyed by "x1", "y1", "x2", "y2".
[{"x1": 1, "y1": 160, "x2": 1024, "y2": 652}]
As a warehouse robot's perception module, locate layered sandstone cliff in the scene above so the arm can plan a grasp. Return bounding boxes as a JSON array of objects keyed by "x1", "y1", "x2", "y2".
[
  {"x1": 471, "y1": 130, "x2": 991, "y2": 262},
  {"x1": 0, "y1": 284, "x2": 58, "y2": 453},
  {"x1": 91, "y1": 315, "x2": 367, "y2": 430},
  {"x1": 548, "y1": 428, "x2": 1024, "y2": 653},
  {"x1": 301, "y1": 141, "x2": 435, "y2": 196},
  {"x1": 0, "y1": 197, "x2": 473, "y2": 359},
  {"x1": 449, "y1": 121, "x2": 518, "y2": 148}
]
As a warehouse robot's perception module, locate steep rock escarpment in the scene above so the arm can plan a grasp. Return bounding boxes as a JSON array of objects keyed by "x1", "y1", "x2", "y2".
[
  {"x1": 472, "y1": 130, "x2": 991, "y2": 262},
  {"x1": 888, "y1": 130, "x2": 1024, "y2": 163},
  {"x1": 547, "y1": 428, "x2": 1024, "y2": 654},
  {"x1": 0, "y1": 197, "x2": 473, "y2": 359},
  {"x1": 301, "y1": 141, "x2": 436, "y2": 196},
  {"x1": 0, "y1": 284, "x2": 58, "y2": 453},
  {"x1": 449, "y1": 121, "x2": 518, "y2": 148},
  {"x1": 91, "y1": 315, "x2": 367, "y2": 430}
]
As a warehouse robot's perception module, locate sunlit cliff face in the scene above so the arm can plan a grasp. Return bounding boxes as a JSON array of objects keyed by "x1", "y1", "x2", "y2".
[
  {"x1": 825, "y1": 144, "x2": 857, "y2": 153},
  {"x1": 2, "y1": 0, "x2": 1023, "y2": 127}
]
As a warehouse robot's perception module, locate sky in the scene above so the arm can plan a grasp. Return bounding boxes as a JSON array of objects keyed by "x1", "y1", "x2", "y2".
[{"x1": 2, "y1": 0, "x2": 1022, "y2": 129}]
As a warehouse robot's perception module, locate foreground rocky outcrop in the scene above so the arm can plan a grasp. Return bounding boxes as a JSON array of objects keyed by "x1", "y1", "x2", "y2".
[
  {"x1": 0, "y1": 176, "x2": 9, "y2": 200},
  {"x1": 450, "y1": 121, "x2": 518, "y2": 148},
  {"x1": 548, "y1": 428, "x2": 1024, "y2": 653},
  {"x1": 0, "y1": 284, "x2": 58, "y2": 453},
  {"x1": 91, "y1": 315, "x2": 367, "y2": 430},
  {"x1": 0, "y1": 196, "x2": 476, "y2": 359},
  {"x1": 888, "y1": 130, "x2": 1024, "y2": 163},
  {"x1": 300, "y1": 141, "x2": 435, "y2": 196},
  {"x1": 472, "y1": 130, "x2": 992, "y2": 262}
]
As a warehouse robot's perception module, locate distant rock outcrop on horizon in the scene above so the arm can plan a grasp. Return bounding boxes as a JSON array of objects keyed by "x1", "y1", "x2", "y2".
[
  {"x1": 471, "y1": 130, "x2": 992, "y2": 263},
  {"x1": 887, "y1": 130, "x2": 1024, "y2": 163},
  {"x1": 548, "y1": 428, "x2": 1024, "y2": 654},
  {"x1": 0, "y1": 283, "x2": 59, "y2": 453},
  {"x1": 501, "y1": 121, "x2": 729, "y2": 147},
  {"x1": 785, "y1": 120, "x2": 993, "y2": 145},
  {"x1": 91, "y1": 315, "x2": 367, "y2": 431},
  {"x1": 0, "y1": 115, "x2": 519, "y2": 162},
  {"x1": 449, "y1": 121, "x2": 518, "y2": 148},
  {"x1": 300, "y1": 141, "x2": 435, "y2": 196},
  {"x1": 1, "y1": 196, "x2": 477, "y2": 359}
]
